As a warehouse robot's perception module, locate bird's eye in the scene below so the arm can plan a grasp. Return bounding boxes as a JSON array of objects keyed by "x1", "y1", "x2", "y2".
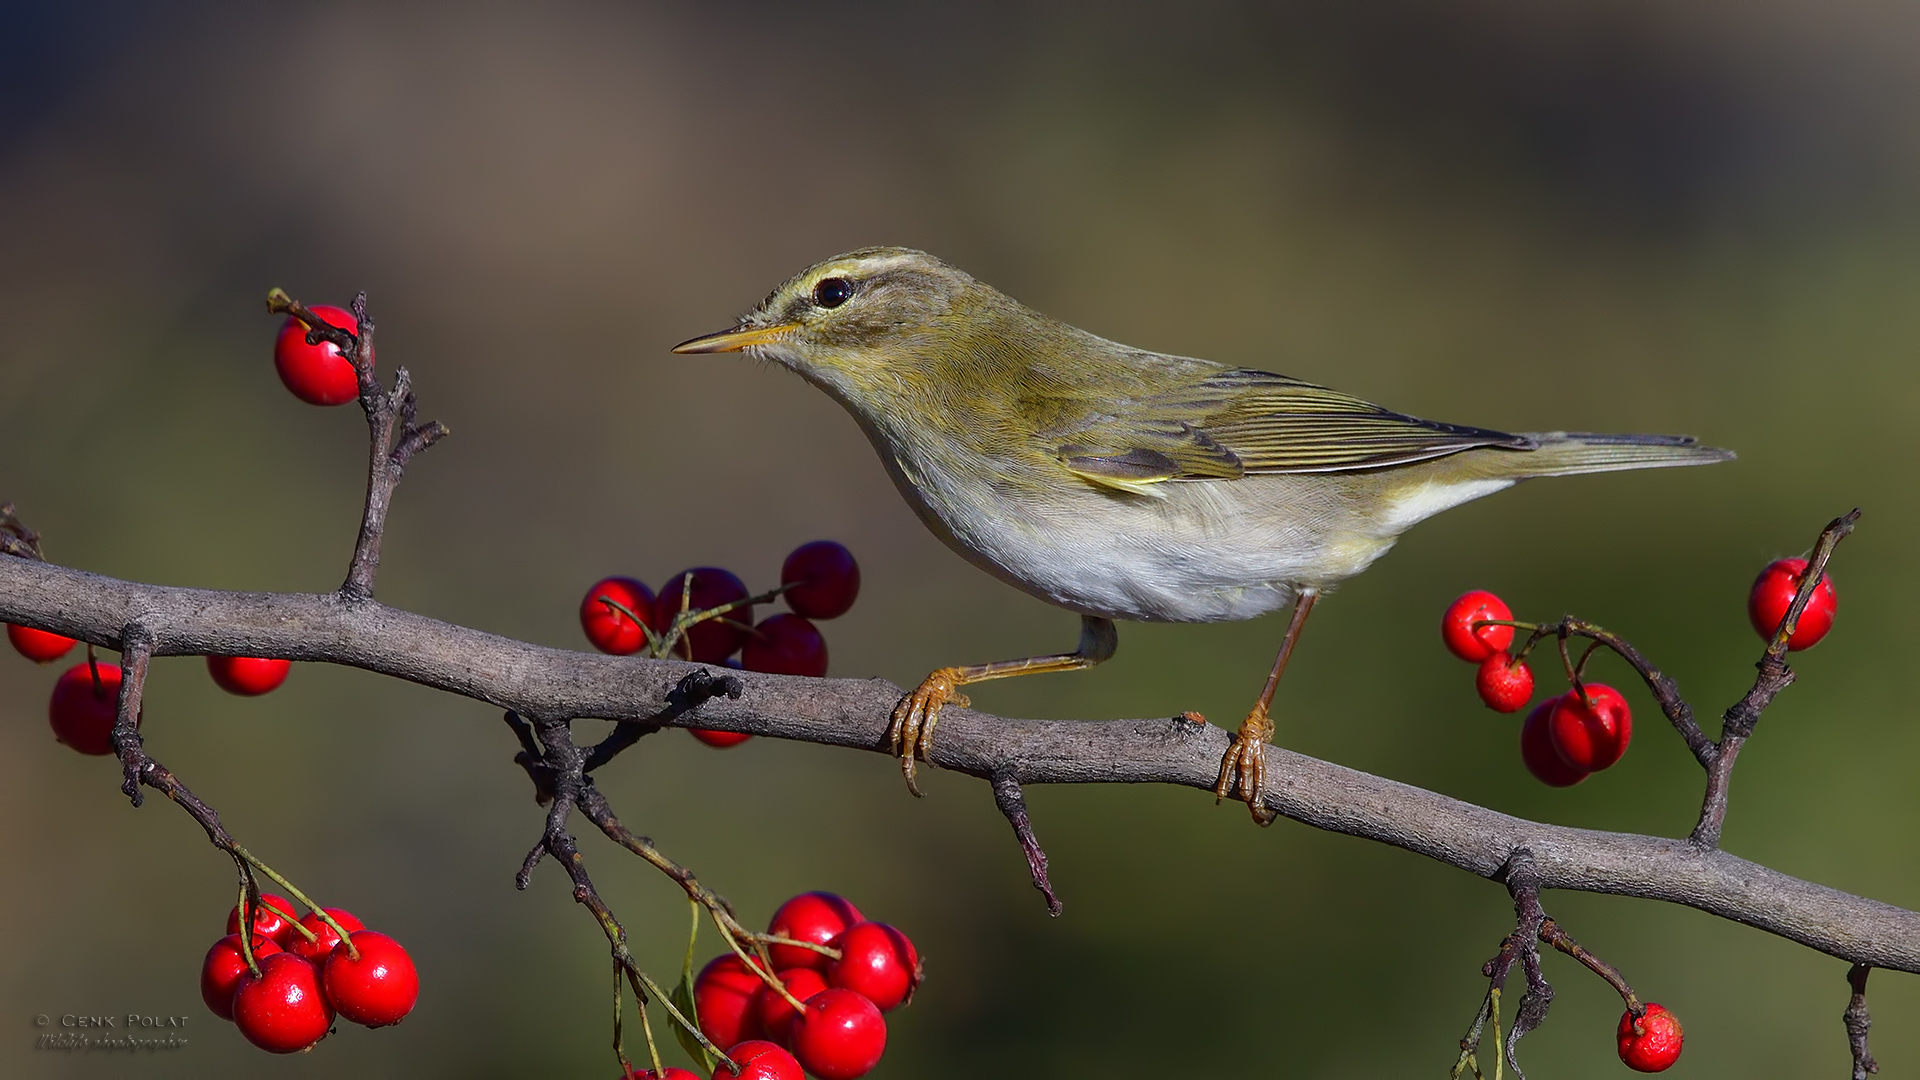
[{"x1": 813, "y1": 277, "x2": 854, "y2": 309}]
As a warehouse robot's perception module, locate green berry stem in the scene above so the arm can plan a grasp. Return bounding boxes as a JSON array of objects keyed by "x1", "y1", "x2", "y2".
[
  {"x1": 233, "y1": 846, "x2": 355, "y2": 958},
  {"x1": 635, "y1": 974, "x2": 667, "y2": 1080},
  {"x1": 235, "y1": 873, "x2": 262, "y2": 977}
]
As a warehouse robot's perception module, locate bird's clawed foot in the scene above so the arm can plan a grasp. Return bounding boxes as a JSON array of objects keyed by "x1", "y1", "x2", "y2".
[
  {"x1": 1215, "y1": 705, "x2": 1279, "y2": 826},
  {"x1": 889, "y1": 667, "x2": 970, "y2": 797}
]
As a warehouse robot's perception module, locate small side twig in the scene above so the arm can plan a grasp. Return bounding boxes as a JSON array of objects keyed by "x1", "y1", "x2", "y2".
[
  {"x1": 990, "y1": 770, "x2": 1061, "y2": 915},
  {"x1": 1845, "y1": 963, "x2": 1878, "y2": 1079},
  {"x1": 266, "y1": 288, "x2": 449, "y2": 602},
  {"x1": 1497, "y1": 851, "x2": 1553, "y2": 1080},
  {"x1": 1691, "y1": 509, "x2": 1859, "y2": 849},
  {"x1": 1539, "y1": 918, "x2": 1639, "y2": 1013},
  {"x1": 111, "y1": 625, "x2": 155, "y2": 805},
  {"x1": 582, "y1": 668, "x2": 743, "y2": 773},
  {"x1": 0, "y1": 502, "x2": 44, "y2": 561},
  {"x1": 512, "y1": 715, "x2": 740, "y2": 1072}
]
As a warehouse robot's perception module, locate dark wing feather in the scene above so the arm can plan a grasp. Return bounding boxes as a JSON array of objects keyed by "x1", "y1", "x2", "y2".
[{"x1": 1052, "y1": 368, "x2": 1531, "y2": 490}]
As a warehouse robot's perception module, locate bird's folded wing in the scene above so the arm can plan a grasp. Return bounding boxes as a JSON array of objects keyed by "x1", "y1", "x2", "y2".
[{"x1": 1053, "y1": 368, "x2": 1531, "y2": 491}]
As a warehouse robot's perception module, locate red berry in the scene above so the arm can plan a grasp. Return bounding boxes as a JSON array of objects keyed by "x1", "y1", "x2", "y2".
[
  {"x1": 232, "y1": 952, "x2": 333, "y2": 1052},
  {"x1": 201, "y1": 934, "x2": 283, "y2": 1021},
  {"x1": 691, "y1": 728, "x2": 754, "y2": 748},
  {"x1": 754, "y1": 967, "x2": 828, "y2": 1045},
  {"x1": 694, "y1": 954, "x2": 768, "y2": 1051},
  {"x1": 1474, "y1": 653, "x2": 1533, "y2": 713},
  {"x1": 274, "y1": 304, "x2": 367, "y2": 407},
  {"x1": 1617, "y1": 1002, "x2": 1684, "y2": 1072},
  {"x1": 323, "y1": 930, "x2": 420, "y2": 1027},
  {"x1": 581, "y1": 576, "x2": 656, "y2": 656},
  {"x1": 1748, "y1": 557, "x2": 1837, "y2": 651},
  {"x1": 7, "y1": 623, "x2": 76, "y2": 663},
  {"x1": 48, "y1": 661, "x2": 129, "y2": 755},
  {"x1": 714, "y1": 1040, "x2": 804, "y2": 1080},
  {"x1": 827, "y1": 922, "x2": 920, "y2": 1011},
  {"x1": 620, "y1": 1069, "x2": 701, "y2": 1080},
  {"x1": 781, "y1": 541, "x2": 860, "y2": 620},
  {"x1": 741, "y1": 613, "x2": 828, "y2": 678},
  {"x1": 227, "y1": 894, "x2": 301, "y2": 947},
  {"x1": 654, "y1": 568, "x2": 754, "y2": 663},
  {"x1": 207, "y1": 655, "x2": 292, "y2": 696},
  {"x1": 790, "y1": 988, "x2": 887, "y2": 1080},
  {"x1": 767, "y1": 892, "x2": 865, "y2": 971},
  {"x1": 1441, "y1": 590, "x2": 1515, "y2": 663},
  {"x1": 289, "y1": 908, "x2": 364, "y2": 963},
  {"x1": 1548, "y1": 684, "x2": 1633, "y2": 772},
  {"x1": 1520, "y1": 699, "x2": 1589, "y2": 787}
]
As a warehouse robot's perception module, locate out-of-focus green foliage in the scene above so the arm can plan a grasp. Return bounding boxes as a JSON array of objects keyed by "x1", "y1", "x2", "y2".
[{"x1": 2, "y1": 3, "x2": 1916, "y2": 1076}]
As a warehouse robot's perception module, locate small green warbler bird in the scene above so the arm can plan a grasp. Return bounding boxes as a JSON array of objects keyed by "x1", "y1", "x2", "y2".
[{"x1": 674, "y1": 247, "x2": 1731, "y2": 821}]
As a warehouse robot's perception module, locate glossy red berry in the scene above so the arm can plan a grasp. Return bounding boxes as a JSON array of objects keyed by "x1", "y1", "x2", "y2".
[
  {"x1": 207, "y1": 655, "x2": 292, "y2": 696},
  {"x1": 1548, "y1": 684, "x2": 1633, "y2": 772},
  {"x1": 741, "y1": 614, "x2": 828, "y2": 678},
  {"x1": 581, "y1": 576, "x2": 656, "y2": 655},
  {"x1": 714, "y1": 1040, "x2": 804, "y2": 1080},
  {"x1": 1441, "y1": 590, "x2": 1515, "y2": 663},
  {"x1": 7, "y1": 623, "x2": 76, "y2": 663},
  {"x1": 781, "y1": 541, "x2": 860, "y2": 620},
  {"x1": 654, "y1": 567, "x2": 753, "y2": 663},
  {"x1": 1474, "y1": 653, "x2": 1533, "y2": 713},
  {"x1": 48, "y1": 661, "x2": 130, "y2": 755},
  {"x1": 274, "y1": 304, "x2": 367, "y2": 407},
  {"x1": 232, "y1": 952, "x2": 333, "y2": 1052},
  {"x1": 1748, "y1": 557, "x2": 1837, "y2": 651},
  {"x1": 289, "y1": 908, "x2": 364, "y2": 963},
  {"x1": 227, "y1": 894, "x2": 302, "y2": 947},
  {"x1": 201, "y1": 934, "x2": 283, "y2": 1021},
  {"x1": 1617, "y1": 1002, "x2": 1684, "y2": 1071},
  {"x1": 691, "y1": 727, "x2": 754, "y2": 748},
  {"x1": 827, "y1": 922, "x2": 920, "y2": 1011},
  {"x1": 323, "y1": 930, "x2": 420, "y2": 1027},
  {"x1": 754, "y1": 967, "x2": 828, "y2": 1044},
  {"x1": 767, "y1": 892, "x2": 865, "y2": 971},
  {"x1": 694, "y1": 954, "x2": 768, "y2": 1051},
  {"x1": 1521, "y1": 699, "x2": 1589, "y2": 787},
  {"x1": 790, "y1": 988, "x2": 887, "y2": 1080}
]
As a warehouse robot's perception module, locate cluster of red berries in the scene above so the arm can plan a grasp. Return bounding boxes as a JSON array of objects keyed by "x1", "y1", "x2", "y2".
[
  {"x1": 7, "y1": 631, "x2": 295, "y2": 756},
  {"x1": 578, "y1": 541, "x2": 859, "y2": 748},
  {"x1": 200, "y1": 894, "x2": 417, "y2": 1053},
  {"x1": 677, "y1": 891, "x2": 919, "y2": 1080},
  {"x1": 1443, "y1": 554, "x2": 1838, "y2": 791}
]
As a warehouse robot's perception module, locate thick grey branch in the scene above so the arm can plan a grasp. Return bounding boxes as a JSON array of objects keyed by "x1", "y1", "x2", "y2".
[{"x1": 4, "y1": 555, "x2": 1918, "y2": 973}]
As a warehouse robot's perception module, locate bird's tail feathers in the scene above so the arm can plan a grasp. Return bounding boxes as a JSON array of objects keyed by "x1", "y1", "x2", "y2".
[{"x1": 1496, "y1": 431, "x2": 1735, "y2": 478}]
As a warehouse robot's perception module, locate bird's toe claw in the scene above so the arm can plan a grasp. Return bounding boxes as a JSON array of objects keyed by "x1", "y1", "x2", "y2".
[
  {"x1": 1216, "y1": 707, "x2": 1278, "y2": 826},
  {"x1": 889, "y1": 667, "x2": 966, "y2": 797}
]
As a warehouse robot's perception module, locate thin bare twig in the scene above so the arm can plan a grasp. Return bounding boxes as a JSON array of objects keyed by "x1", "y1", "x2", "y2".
[
  {"x1": 265, "y1": 288, "x2": 449, "y2": 602},
  {"x1": 1691, "y1": 510, "x2": 1858, "y2": 848},
  {"x1": 112, "y1": 624, "x2": 154, "y2": 805},
  {"x1": 0, "y1": 502, "x2": 45, "y2": 561},
  {"x1": 990, "y1": 771, "x2": 1061, "y2": 915},
  {"x1": 1846, "y1": 963, "x2": 1878, "y2": 1079},
  {"x1": 1498, "y1": 852, "x2": 1553, "y2": 1080}
]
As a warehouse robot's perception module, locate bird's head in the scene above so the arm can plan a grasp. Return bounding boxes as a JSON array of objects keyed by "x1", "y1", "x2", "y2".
[{"x1": 672, "y1": 247, "x2": 1002, "y2": 407}]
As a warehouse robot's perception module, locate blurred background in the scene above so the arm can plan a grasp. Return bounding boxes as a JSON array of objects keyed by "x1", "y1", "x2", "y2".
[{"x1": 2, "y1": 1, "x2": 1916, "y2": 1076}]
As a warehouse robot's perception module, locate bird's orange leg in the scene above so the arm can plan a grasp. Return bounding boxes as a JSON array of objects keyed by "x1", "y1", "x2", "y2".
[
  {"x1": 1216, "y1": 589, "x2": 1318, "y2": 825},
  {"x1": 890, "y1": 615, "x2": 1117, "y2": 796}
]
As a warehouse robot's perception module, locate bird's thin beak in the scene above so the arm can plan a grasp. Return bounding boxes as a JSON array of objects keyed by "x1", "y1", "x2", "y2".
[{"x1": 670, "y1": 323, "x2": 800, "y2": 354}]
